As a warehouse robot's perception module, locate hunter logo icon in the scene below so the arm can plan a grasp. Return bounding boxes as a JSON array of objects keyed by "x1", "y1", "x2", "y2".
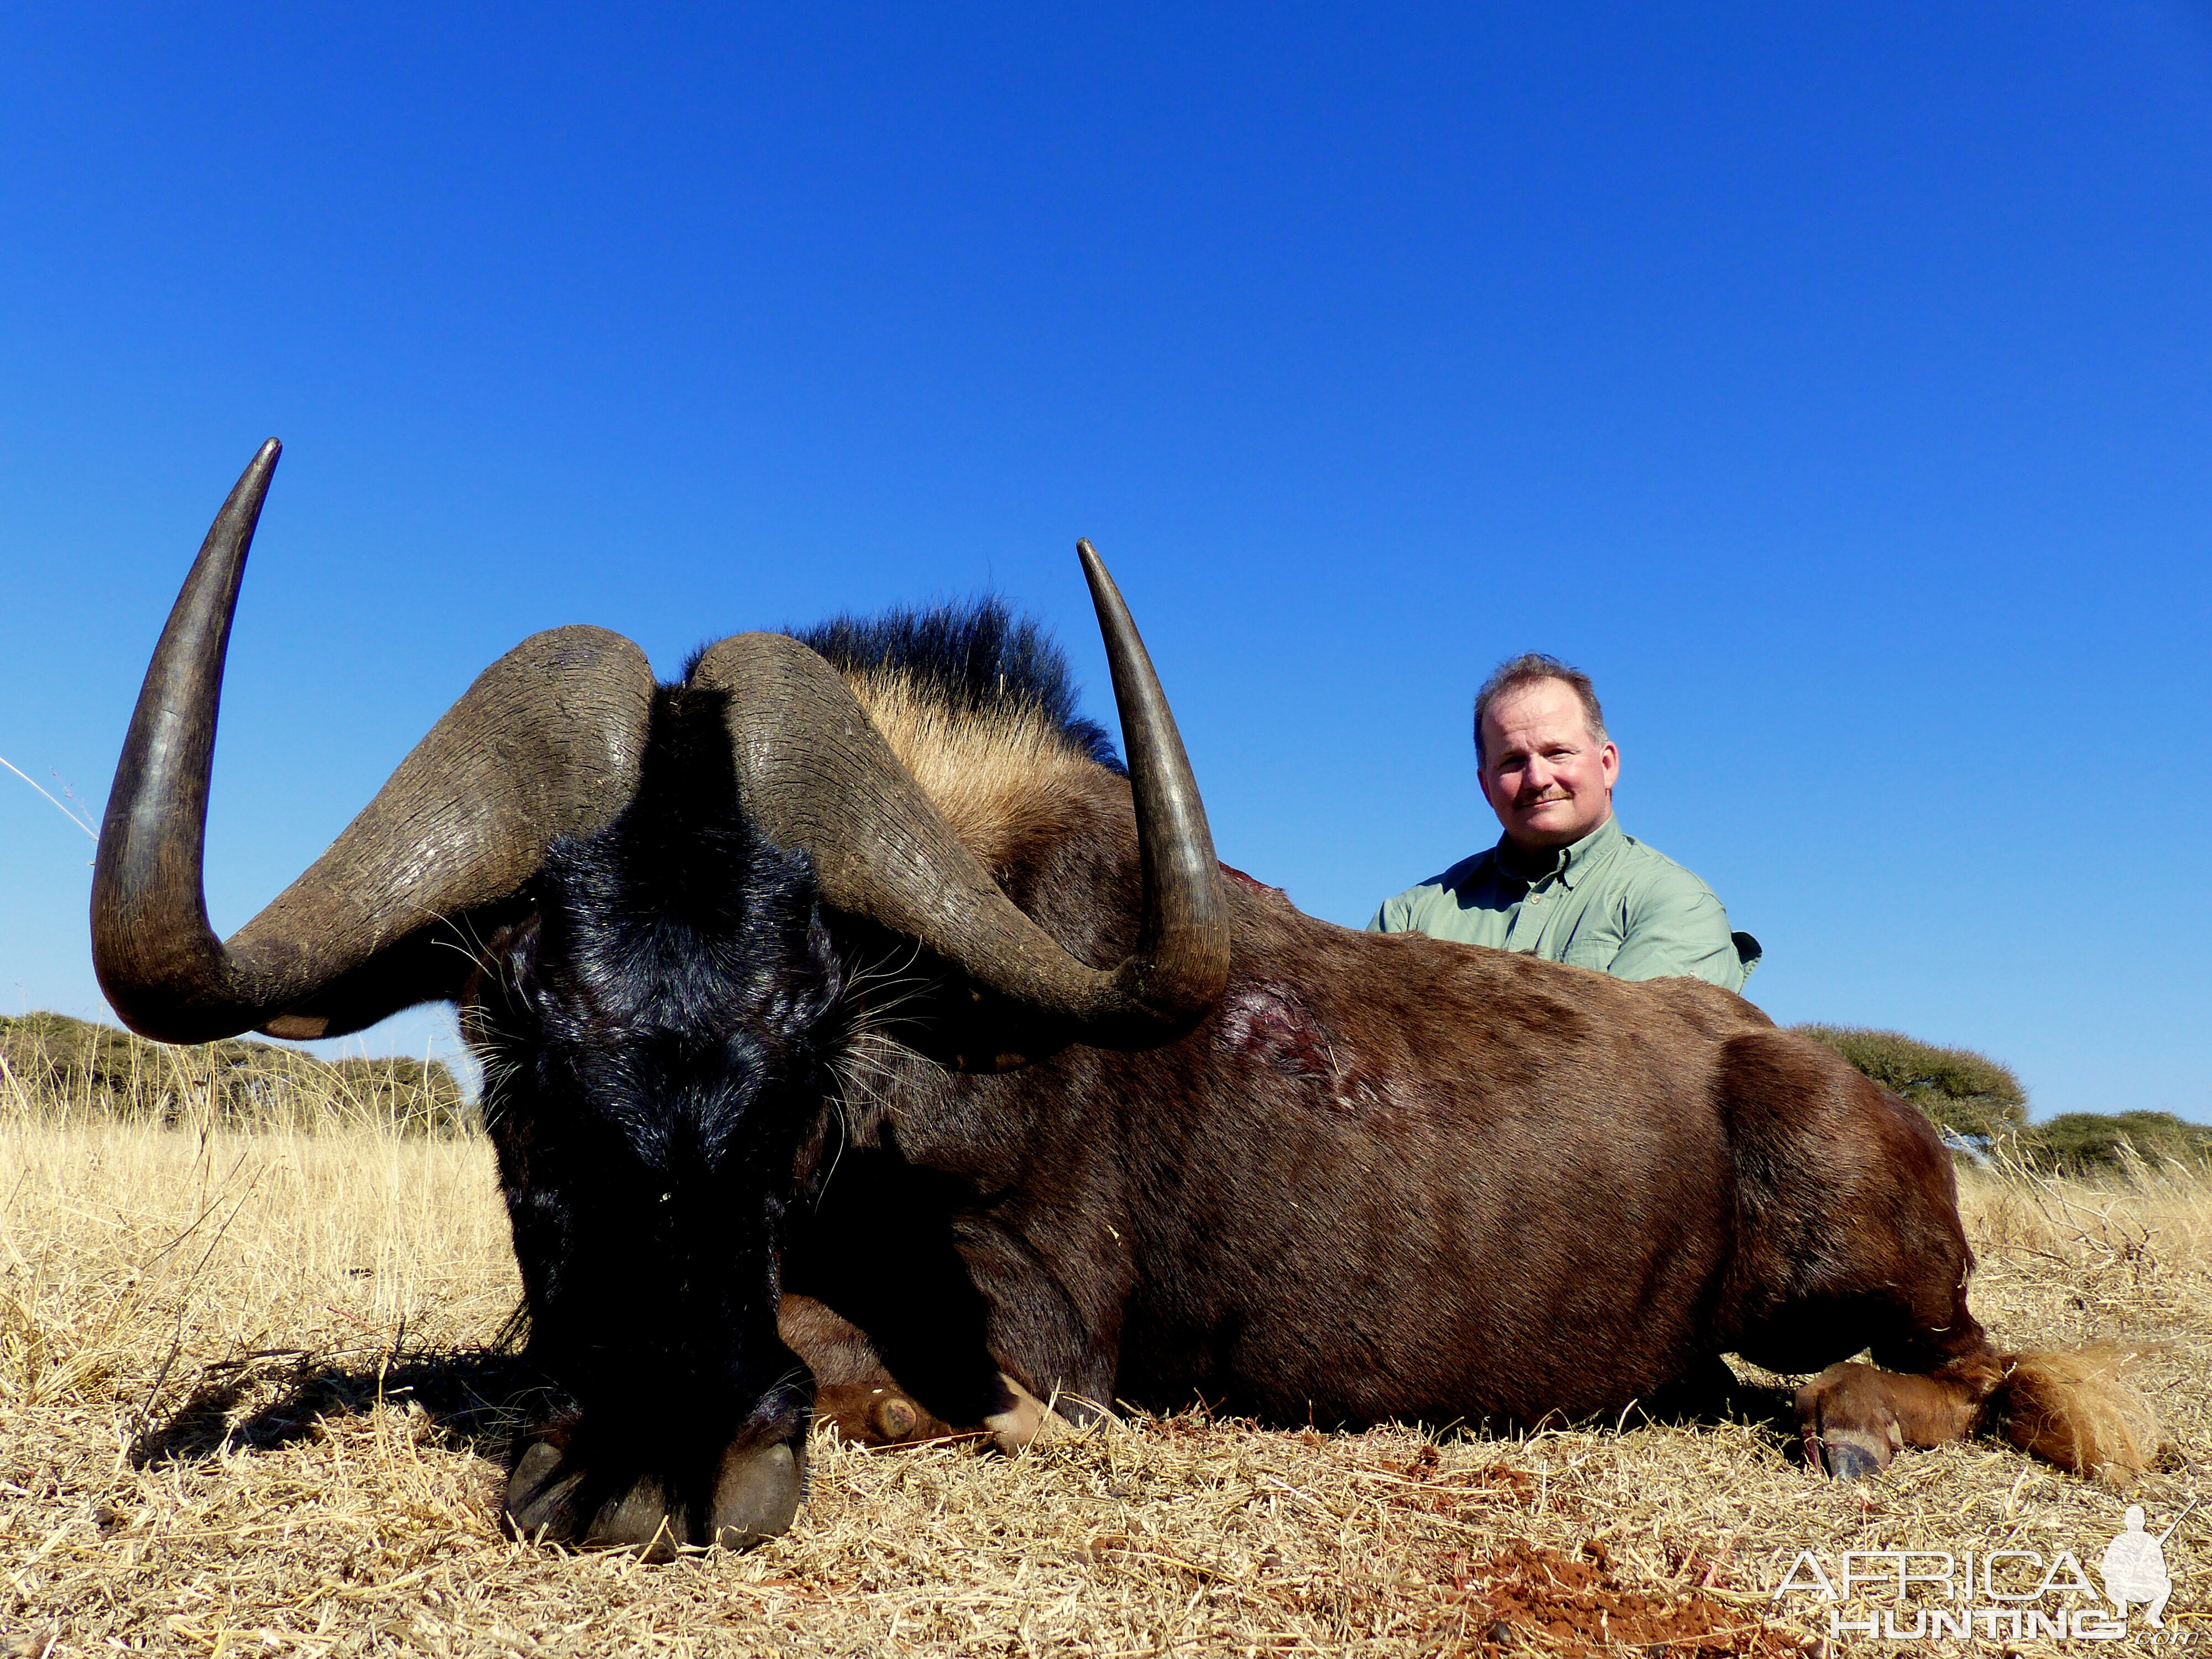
[{"x1": 2101, "y1": 1504, "x2": 2182, "y2": 1629}]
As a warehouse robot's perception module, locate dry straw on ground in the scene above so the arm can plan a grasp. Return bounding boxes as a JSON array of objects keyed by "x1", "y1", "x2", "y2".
[{"x1": 2, "y1": 1042, "x2": 2206, "y2": 1657}]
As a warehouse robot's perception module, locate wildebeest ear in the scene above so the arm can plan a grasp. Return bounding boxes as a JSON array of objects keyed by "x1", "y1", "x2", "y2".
[
  {"x1": 455, "y1": 912, "x2": 546, "y2": 1039},
  {"x1": 880, "y1": 980, "x2": 1074, "y2": 1075},
  {"x1": 262, "y1": 894, "x2": 542, "y2": 1040}
]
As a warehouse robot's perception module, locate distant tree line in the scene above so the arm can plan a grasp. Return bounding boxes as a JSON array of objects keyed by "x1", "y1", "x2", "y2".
[{"x1": 0, "y1": 1011, "x2": 471, "y2": 1135}]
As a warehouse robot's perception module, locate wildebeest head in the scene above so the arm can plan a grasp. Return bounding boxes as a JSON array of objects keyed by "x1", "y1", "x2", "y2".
[{"x1": 92, "y1": 440, "x2": 1230, "y2": 1554}]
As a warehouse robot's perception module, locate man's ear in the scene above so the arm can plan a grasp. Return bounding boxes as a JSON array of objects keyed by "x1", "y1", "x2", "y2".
[{"x1": 1599, "y1": 740, "x2": 1620, "y2": 789}]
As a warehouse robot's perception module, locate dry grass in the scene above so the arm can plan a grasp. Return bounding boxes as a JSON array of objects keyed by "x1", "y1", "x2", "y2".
[{"x1": 3, "y1": 1076, "x2": 2207, "y2": 1656}]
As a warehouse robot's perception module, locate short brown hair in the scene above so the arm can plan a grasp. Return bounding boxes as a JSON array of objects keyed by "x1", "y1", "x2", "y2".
[{"x1": 1473, "y1": 654, "x2": 1607, "y2": 766}]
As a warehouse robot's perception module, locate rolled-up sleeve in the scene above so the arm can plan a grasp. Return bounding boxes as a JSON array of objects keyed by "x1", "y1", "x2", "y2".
[{"x1": 1604, "y1": 876, "x2": 1746, "y2": 990}]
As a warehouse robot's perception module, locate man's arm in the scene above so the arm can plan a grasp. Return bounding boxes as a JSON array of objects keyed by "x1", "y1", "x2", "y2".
[{"x1": 1604, "y1": 872, "x2": 1747, "y2": 991}]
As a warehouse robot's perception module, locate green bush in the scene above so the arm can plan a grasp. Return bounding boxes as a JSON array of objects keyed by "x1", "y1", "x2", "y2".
[
  {"x1": 1792, "y1": 1024, "x2": 2212, "y2": 1175},
  {"x1": 0, "y1": 1010, "x2": 472, "y2": 1135},
  {"x1": 2014, "y1": 1110, "x2": 2212, "y2": 1175},
  {"x1": 1791, "y1": 1024, "x2": 2027, "y2": 1141}
]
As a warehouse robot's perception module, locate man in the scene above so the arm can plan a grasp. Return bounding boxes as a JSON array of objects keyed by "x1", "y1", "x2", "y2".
[{"x1": 1370, "y1": 653, "x2": 1759, "y2": 992}]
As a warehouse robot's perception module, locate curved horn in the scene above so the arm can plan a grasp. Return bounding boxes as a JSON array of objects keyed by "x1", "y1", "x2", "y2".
[
  {"x1": 93, "y1": 442, "x2": 655, "y2": 1044},
  {"x1": 691, "y1": 543, "x2": 1229, "y2": 1034},
  {"x1": 1076, "y1": 539, "x2": 1229, "y2": 1017}
]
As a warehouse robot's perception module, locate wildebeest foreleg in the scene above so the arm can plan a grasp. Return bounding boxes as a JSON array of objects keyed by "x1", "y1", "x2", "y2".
[
  {"x1": 778, "y1": 1294, "x2": 955, "y2": 1445},
  {"x1": 1721, "y1": 1032, "x2": 2015, "y2": 1481},
  {"x1": 777, "y1": 1292, "x2": 1066, "y2": 1452},
  {"x1": 1794, "y1": 1350, "x2": 2002, "y2": 1479},
  {"x1": 784, "y1": 1151, "x2": 1070, "y2": 1449}
]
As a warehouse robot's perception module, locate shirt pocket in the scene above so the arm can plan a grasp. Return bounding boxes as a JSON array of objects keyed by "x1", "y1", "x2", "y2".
[{"x1": 1558, "y1": 900, "x2": 1628, "y2": 971}]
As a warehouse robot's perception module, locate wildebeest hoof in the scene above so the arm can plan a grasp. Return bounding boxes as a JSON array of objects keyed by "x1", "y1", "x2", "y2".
[
  {"x1": 1796, "y1": 1361, "x2": 1906, "y2": 1481},
  {"x1": 985, "y1": 1373, "x2": 1073, "y2": 1454},
  {"x1": 1817, "y1": 1433, "x2": 1889, "y2": 1481},
  {"x1": 811, "y1": 1383, "x2": 953, "y2": 1446},
  {"x1": 711, "y1": 1441, "x2": 803, "y2": 1548}
]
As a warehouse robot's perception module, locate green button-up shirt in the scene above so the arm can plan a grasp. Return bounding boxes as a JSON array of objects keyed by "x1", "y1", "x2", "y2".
[{"x1": 1368, "y1": 815, "x2": 1759, "y2": 992}]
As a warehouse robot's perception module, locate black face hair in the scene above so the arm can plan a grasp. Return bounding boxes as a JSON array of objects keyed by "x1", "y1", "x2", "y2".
[{"x1": 477, "y1": 681, "x2": 842, "y2": 1493}]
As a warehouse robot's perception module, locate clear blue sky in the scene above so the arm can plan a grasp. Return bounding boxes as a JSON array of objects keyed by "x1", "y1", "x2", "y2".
[{"x1": 3, "y1": 4, "x2": 2208, "y2": 1120}]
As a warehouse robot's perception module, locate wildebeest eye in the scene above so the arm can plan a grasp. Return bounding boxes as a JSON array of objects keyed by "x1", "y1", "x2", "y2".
[{"x1": 498, "y1": 919, "x2": 547, "y2": 1011}]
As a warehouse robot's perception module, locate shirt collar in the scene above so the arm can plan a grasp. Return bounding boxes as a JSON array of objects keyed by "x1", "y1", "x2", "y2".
[{"x1": 1493, "y1": 813, "x2": 1620, "y2": 890}]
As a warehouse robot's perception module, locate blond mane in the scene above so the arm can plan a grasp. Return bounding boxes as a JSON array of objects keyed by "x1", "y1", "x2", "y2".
[{"x1": 841, "y1": 667, "x2": 1116, "y2": 874}]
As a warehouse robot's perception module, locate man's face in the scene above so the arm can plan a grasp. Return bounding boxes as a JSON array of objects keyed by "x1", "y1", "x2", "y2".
[{"x1": 1477, "y1": 679, "x2": 1620, "y2": 853}]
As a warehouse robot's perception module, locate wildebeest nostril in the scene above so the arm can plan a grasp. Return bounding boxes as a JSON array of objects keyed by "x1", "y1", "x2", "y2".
[
  {"x1": 586, "y1": 1474, "x2": 682, "y2": 1562},
  {"x1": 504, "y1": 1439, "x2": 585, "y2": 1543},
  {"x1": 709, "y1": 1441, "x2": 804, "y2": 1550},
  {"x1": 504, "y1": 1433, "x2": 805, "y2": 1559}
]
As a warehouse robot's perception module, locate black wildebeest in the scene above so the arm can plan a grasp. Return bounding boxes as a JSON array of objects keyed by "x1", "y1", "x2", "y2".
[{"x1": 96, "y1": 443, "x2": 2150, "y2": 1557}]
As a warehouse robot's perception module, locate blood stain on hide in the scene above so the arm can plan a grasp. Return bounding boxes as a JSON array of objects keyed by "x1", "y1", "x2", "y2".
[{"x1": 1215, "y1": 983, "x2": 1334, "y2": 1082}]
